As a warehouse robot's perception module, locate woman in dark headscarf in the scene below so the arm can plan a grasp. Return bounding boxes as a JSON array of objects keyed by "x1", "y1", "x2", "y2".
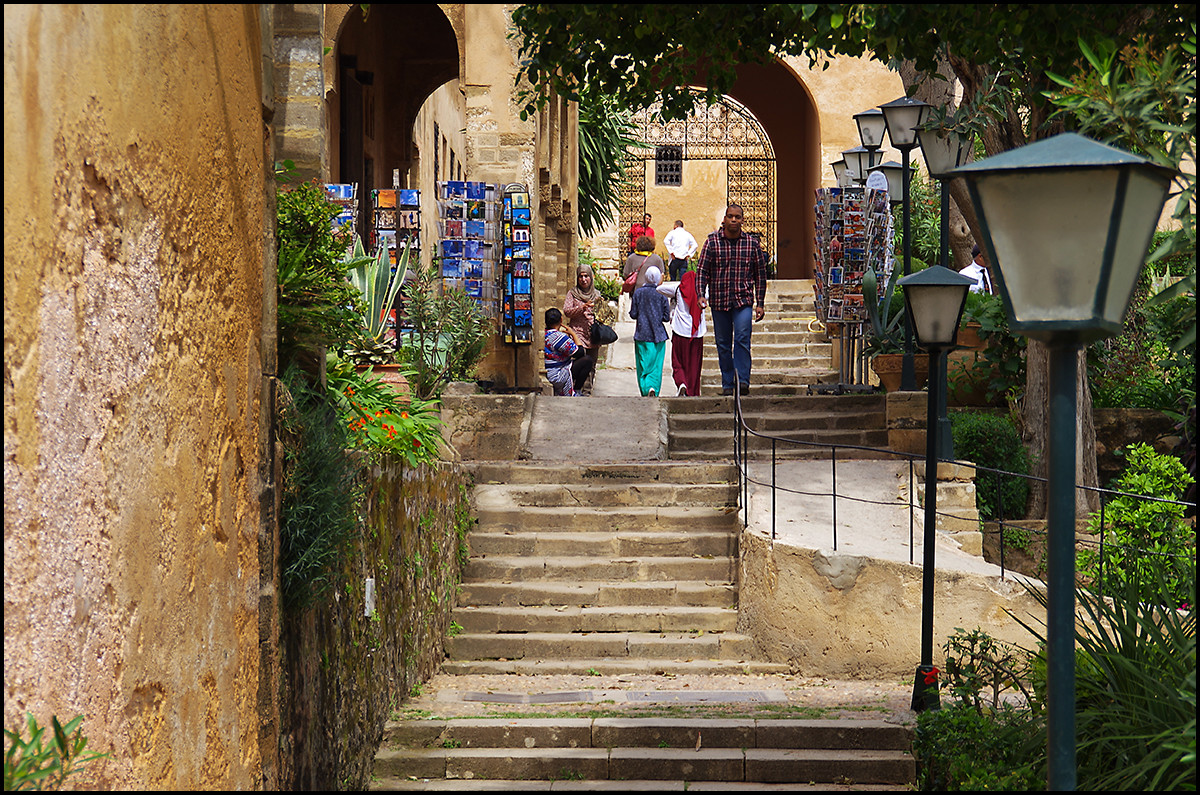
[
  {"x1": 563, "y1": 263, "x2": 614, "y2": 395},
  {"x1": 656, "y1": 268, "x2": 706, "y2": 396}
]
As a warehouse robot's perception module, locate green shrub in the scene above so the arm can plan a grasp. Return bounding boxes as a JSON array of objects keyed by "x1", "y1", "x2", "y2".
[
  {"x1": 1079, "y1": 442, "x2": 1196, "y2": 605},
  {"x1": 276, "y1": 180, "x2": 364, "y2": 371},
  {"x1": 913, "y1": 702, "x2": 1043, "y2": 790},
  {"x1": 942, "y1": 627, "x2": 1036, "y2": 713},
  {"x1": 278, "y1": 364, "x2": 364, "y2": 610},
  {"x1": 325, "y1": 356, "x2": 443, "y2": 467},
  {"x1": 397, "y1": 264, "x2": 494, "y2": 400},
  {"x1": 1015, "y1": 575, "x2": 1197, "y2": 791},
  {"x1": 950, "y1": 411, "x2": 1031, "y2": 520}
]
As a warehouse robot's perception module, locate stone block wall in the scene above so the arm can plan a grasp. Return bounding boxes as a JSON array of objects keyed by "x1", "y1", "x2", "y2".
[{"x1": 280, "y1": 458, "x2": 472, "y2": 790}]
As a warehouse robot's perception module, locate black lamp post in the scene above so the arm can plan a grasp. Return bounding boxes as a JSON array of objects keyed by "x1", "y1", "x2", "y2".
[
  {"x1": 953, "y1": 132, "x2": 1176, "y2": 791},
  {"x1": 917, "y1": 124, "x2": 976, "y2": 460},
  {"x1": 879, "y1": 96, "x2": 932, "y2": 391},
  {"x1": 898, "y1": 265, "x2": 975, "y2": 713}
]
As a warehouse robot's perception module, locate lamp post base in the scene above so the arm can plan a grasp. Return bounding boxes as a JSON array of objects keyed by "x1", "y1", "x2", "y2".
[{"x1": 911, "y1": 665, "x2": 942, "y2": 712}]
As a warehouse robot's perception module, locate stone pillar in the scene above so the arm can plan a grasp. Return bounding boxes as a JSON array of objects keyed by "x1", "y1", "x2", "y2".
[{"x1": 273, "y1": 4, "x2": 327, "y2": 181}]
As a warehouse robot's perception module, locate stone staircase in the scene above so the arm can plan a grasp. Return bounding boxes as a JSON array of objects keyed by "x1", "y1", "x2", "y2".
[
  {"x1": 373, "y1": 716, "x2": 915, "y2": 789},
  {"x1": 667, "y1": 394, "x2": 890, "y2": 460},
  {"x1": 444, "y1": 461, "x2": 784, "y2": 676},
  {"x1": 699, "y1": 279, "x2": 840, "y2": 394},
  {"x1": 369, "y1": 288, "x2": 918, "y2": 789}
]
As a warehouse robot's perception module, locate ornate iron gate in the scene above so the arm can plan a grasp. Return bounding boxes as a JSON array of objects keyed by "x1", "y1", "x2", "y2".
[{"x1": 620, "y1": 93, "x2": 776, "y2": 261}]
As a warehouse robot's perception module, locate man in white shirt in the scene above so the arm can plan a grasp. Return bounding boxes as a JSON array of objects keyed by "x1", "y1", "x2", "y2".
[
  {"x1": 959, "y1": 244, "x2": 995, "y2": 294},
  {"x1": 663, "y1": 220, "x2": 699, "y2": 282}
]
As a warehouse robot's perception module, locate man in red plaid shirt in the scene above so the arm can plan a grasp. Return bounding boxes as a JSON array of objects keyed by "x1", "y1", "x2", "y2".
[{"x1": 696, "y1": 204, "x2": 767, "y2": 396}]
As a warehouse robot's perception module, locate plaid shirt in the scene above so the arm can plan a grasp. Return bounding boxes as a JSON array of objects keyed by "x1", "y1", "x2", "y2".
[{"x1": 696, "y1": 230, "x2": 767, "y2": 311}]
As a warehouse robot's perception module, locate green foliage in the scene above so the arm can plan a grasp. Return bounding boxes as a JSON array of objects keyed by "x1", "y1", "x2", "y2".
[
  {"x1": 942, "y1": 627, "x2": 1036, "y2": 714},
  {"x1": 4, "y1": 713, "x2": 107, "y2": 791},
  {"x1": 276, "y1": 181, "x2": 364, "y2": 370},
  {"x1": 344, "y1": 234, "x2": 410, "y2": 360},
  {"x1": 577, "y1": 87, "x2": 645, "y2": 237},
  {"x1": 1015, "y1": 576, "x2": 1197, "y2": 791},
  {"x1": 861, "y1": 265, "x2": 906, "y2": 356},
  {"x1": 396, "y1": 264, "x2": 494, "y2": 400},
  {"x1": 913, "y1": 702, "x2": 1043, "y2": 791},
  {"x1": 955, "y1": 292, "x2": 1028, "y2": 406},
  {"x1": 950, "y1": 411, "x2": 1030, "y2": 520},
  {"x1": 325, "y1": 356, "x2": 443, "y2": 468},
  {"x1": 1079, "y1": 443, "x2": 1196, "y2": 605},
  {"x1": 278, "y1": 365, "x2": 364, "y2": 610}
]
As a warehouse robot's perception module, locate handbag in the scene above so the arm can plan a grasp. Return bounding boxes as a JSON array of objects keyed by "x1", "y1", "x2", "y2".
[
  {"x1": 621, "y1": 269, "x2": 639, "y2": 295},
  {"x1": 621, "y1": 254, "x2": 650, "y2": 294},
  {"x1": 590, "y1": 321, "x2": 618, "y2": 346}
]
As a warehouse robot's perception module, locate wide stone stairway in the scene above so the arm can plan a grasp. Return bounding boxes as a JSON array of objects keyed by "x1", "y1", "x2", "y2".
[{"x1": 370, "y1": 280, "x2": 916, "y2": 790}]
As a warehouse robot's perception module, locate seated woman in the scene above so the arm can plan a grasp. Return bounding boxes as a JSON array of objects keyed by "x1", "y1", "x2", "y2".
[
  {"x1": 563, "y1": 263, "x2": 613, "y2": 395},
  {"x1": 543, "y1": 307, "x2": 581, "y2": 396}
]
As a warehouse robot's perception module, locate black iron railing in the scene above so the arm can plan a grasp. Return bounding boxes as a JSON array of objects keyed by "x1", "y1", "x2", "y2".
[{"x1": 730, "y1": 386, "x2": 1197, "y2": 586}]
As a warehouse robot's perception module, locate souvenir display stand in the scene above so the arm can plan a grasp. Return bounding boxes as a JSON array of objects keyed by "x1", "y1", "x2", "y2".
[
  {"x1": 438, "y1": 180, "x2": 500, "y2": 319},
  {"x1": 373, "y1": 185, "x2": 421, "y2": 334},
  {"x1": 810, "y1": 186, "x2": 894, "y2": 393}
]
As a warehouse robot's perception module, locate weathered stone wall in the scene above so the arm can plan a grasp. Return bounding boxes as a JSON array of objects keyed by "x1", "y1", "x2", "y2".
[
  {"x1": 4, "y1": 5, "x2": 271, "y2": 789},
  {"x1": 280, "y1": 458, "x2": 472, "y2": 790},
  {"x1": 739, "y1": 532, "x2": 1046, "y2": 678}
]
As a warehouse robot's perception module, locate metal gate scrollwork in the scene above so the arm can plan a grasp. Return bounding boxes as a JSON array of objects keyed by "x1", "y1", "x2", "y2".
[{"x1": 620, "y1": 93, "x2": 776, "y2": 262}]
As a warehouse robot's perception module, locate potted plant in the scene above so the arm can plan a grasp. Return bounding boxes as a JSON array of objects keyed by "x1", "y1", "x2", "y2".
[{"x1": 863, "y1": 265, "x2": 928, "y2": 390}]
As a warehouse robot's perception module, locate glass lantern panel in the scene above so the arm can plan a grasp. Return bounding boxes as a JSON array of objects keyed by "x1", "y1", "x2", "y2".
[
  {"x1": 907, "y1": 285, "x2": 967, "y2": 346},
  {"x1": 975, "y1": 169, "x2": 1119, "y2": 325},
  {"x1": 1103, "y1": 169, "x2": 1173, "y2": 326}
]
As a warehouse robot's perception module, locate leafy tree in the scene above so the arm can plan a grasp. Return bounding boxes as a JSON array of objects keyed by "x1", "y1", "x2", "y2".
[{"x1": 577, "y1": 86, "x2": 645, "y2": 238}]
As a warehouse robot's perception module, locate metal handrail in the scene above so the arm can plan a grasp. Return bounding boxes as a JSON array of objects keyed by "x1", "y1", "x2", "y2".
[{"x1": 729, "y1": 385, "x2": 1197, "y2": 583}]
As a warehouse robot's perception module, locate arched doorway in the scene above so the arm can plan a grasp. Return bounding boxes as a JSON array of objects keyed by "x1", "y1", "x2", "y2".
[{"x1": 621, "y1": 93, "x2": 777, "y2": 268}]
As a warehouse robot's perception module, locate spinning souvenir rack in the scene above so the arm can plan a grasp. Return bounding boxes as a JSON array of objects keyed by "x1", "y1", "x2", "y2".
[
  {"x1": 810, "y1": 186, "x2": 894, "y2": 393},
  {"x1": 438, "y1": 180, "x2": 500, "y2": 320}
]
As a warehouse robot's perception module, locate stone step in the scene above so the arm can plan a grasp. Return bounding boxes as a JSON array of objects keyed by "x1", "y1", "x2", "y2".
[
  {"x1": 668, "y1": 429, "x2": 892, "y2": 460},
  {"x1": 466, "y1": 461, "x2": 739, "y2": 485},
  {"x1": 452, "y1": 605, "x2": 739, "y2": 634},
  {"x1": 467, "y1": 530, "x2": 736, "y2": 558},
  {"x1": 457, "y1": 580, "x2": 738, "y2": 608},
  {"x1": 438, "y1": 658, "x2": 791, "y2": 676},
  {"x1": 374, "y1": 718, "x2": 913, "y2": 785},
  {"x1": 671, "y1": 411, "x2": 884, "y2": 434},
  {"x1": 463, "y1": 555, "x2": 736, "y2": 583},
  {"x1": 474, "y1": 482, "x2": 739, "y2": 509},
  {"x1": 445, "y1": 631, "x2": 758, "y2": 662},
  {"x1": 472, "y1": 505, "x2": 741, "y2": 533}
]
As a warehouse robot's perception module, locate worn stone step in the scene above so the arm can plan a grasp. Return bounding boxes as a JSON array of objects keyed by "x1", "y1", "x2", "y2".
[
  {"x1": 373, "y1": 746, "x2": 913, "y2": 784},
  {"x1": 467, "y1": 462, "x2": 739, "y2": 485},
  {"x1": 457, "y1": 580, "x2": 738, "y2": 608},
  {"x1": 475, "y1": 482, "x2": 739, "y2": 509},
  {"x1": 671, "y1": 411, "x2": 884, "y2": 434},
  {"x1": 371, "y1": 778, "x2": 898, "y2": 790},
  {"x1": 384, "y1": 718, "x2": 912, "y2": 752},
  {"x1": 439, "y1": 658, "x2": 791, "y2": 676},
  {"x1": 668, "y1": 428, "x2": 890, "y2": 455},
  {"x1": 452, "y1": 605, "x2": 739, "y2": 634},
  {"x1": 467, "y1": 530, "x2": 737, "y2": 558},
  {"x1": 472, "y1": 506, "x2": 740, "y2": 533},
  {"x1": 670, "y1": 394, "x2": 886, "y2": 414},
  {"x1": 463, "y1": 555, "x2": 736, "y2": 583},
  {"x1": 445, "y1": 631, "x2": 757, "y2": 661}
]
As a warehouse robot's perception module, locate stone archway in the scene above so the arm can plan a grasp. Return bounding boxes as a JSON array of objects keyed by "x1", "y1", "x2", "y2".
[
  {"x1": 621, "y1": 93, "x2": 777, "y2": 268},
  {"x1": 633, "y1": 58, "x2": 820, "y2": 279}
]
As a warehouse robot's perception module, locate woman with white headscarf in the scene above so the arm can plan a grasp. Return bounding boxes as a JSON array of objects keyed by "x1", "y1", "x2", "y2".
[{"x1": 627, "y1": 265, "x2": 671, "y2": 397}]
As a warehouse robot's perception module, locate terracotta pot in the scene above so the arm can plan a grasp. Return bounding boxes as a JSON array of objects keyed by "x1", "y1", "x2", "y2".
[
  {"x1": 355, "y1": 363, "x2": 411, "y2": 398},
  {"x1": 870, "y1": 353, "x2": 929, "y2": 392},
  {"x1": 956, "y1": 322, "x2": 986, "y2": 351}
]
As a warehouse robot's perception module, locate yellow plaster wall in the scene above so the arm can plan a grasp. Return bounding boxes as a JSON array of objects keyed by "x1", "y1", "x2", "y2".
[{"x1": 4, "y1": 5, "x2": 268, "y2": 789}]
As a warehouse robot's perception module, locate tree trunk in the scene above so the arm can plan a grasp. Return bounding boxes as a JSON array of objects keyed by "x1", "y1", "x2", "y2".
[
  {"x1": 901, "y1": 59, "x2": 1101, "y2": 520},
  {"x1": 1023, "y1": 341, "x2": 1100, "y2": 519}
]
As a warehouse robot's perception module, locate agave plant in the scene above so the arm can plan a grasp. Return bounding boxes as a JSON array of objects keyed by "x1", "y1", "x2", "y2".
[
  {"x1": 346, "y1": 236, "x2": 410, "y2": 345},
  {"x1": 862, "y1": 265, "x2": 906, "y2": 357}
]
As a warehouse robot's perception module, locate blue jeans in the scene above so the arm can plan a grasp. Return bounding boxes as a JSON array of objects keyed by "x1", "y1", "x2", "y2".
[{"x1": 711, "y1": 305, "x2": 753, "y2": 390}]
